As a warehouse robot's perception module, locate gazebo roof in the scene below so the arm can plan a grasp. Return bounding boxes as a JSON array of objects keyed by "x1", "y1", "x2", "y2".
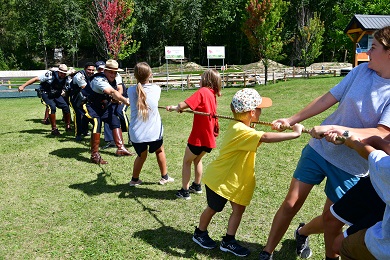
[{"x1": 344, "y1": 14, "x2": 390, "y2": 33}]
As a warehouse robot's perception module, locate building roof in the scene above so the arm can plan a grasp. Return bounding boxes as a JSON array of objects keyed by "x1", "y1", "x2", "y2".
[{"x1": 344, "y1": 14, "x2": 390, "y2": 33}]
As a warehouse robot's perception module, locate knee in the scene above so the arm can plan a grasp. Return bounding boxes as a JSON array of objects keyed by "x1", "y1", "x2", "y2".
[
  {"x1": 323, "y1": 210, "x2": 342, "y2": 229},
  {"x1": 280, "y1": 199, "x2": 302, "y2": 216}
]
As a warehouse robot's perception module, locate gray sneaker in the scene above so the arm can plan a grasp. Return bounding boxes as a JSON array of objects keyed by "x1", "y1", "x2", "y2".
[
  {"x1": 294, "y1": 223, "x2": 312, "y2": 258},
  {"x1": 192, "y1": 230, "x2": 217, "y2": 249},
  {"x1": 259, "y1": 251, "x2": 273, "y2": 260}
]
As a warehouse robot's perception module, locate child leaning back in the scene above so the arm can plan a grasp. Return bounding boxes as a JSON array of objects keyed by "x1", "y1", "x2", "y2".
[
  {"x1": 166, "y1": 69, "x2": 222, "y2": 200},
  {"x1": 192, "y1": 88, "x2": 304, "y2": 257},
  {"x1": 128, "y1": 62, "x2": 174, "y2": 186}
]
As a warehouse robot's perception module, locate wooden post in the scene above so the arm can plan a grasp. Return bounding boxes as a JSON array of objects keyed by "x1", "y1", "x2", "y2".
[
  {"x1": 273, "y1": 72, "x2": 276, "y2": 84},
  {"x1": 8, "y1": 80, "x2": 11, "y2": 89},
  {"x1": 244, "y1": 73, "x2": 246, "y2": 87},
  {"x1": 187, "y1": 75, "x2": 190, "y2": 88}
]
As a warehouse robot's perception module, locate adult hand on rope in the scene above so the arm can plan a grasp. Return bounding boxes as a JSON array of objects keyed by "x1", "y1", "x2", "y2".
[{"x1": 271, "y1": 118, "x2": 292, "y2": 132}]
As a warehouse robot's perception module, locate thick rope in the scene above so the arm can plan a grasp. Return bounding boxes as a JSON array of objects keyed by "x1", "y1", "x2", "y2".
[{"x1": 158, "y1": 106, "x2": 312, "y2": 134}]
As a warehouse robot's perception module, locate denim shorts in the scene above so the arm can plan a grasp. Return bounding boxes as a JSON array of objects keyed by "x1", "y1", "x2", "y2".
[{"x1": 293, "y1": 145, "x2": 360, "y2": 203}]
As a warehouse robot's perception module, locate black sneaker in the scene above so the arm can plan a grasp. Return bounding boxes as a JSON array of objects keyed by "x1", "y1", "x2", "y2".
[
  {"x1": 220, "y1": 239, "x2": 250, "y2": 257},
  {"x1": 295, "y1": 223, "x2": 312, "y2": 258},
  {"x1": 259, "y1": 251, "x2": 273, "y2": 260},
  {"x1": 176, "y1": 189, "x2": 191, "y2": 200},
  {"x1": 192, "y1": 230, "x2": 217, "y2": 249},
  {"x1": 189, "y1": 182, "x2": 202, "y2": 194}
]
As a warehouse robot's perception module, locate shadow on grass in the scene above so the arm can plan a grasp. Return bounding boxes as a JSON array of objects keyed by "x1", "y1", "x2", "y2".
[
  {"x1": 50, "y1": 147, "x2": 90, "y2": 162},
  {"x1": 134, "y1": 225, "x2": 263, "y2": 259},
  {"x1": 273, "y1": 239, "x2": 297, "y2": 259},
  {"x1": 69, "y1": 171, "x2": 177, "y2": 200}
]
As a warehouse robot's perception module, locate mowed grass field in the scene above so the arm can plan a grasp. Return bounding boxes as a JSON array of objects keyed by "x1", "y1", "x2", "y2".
[{"x1": 0, "y1": 76, "x2": 342, "y2": 259}]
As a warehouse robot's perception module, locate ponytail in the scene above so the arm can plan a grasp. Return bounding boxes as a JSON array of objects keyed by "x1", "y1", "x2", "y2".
[
  {"x1": 134, "y1": 62, "x2": 152, "y2": 121},
  {"x1": 136, "y1": 82, "x2": 149, "y2": 121}
]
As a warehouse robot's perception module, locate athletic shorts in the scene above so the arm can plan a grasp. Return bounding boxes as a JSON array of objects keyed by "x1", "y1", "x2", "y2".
[
  {"x1": 330, "y1": 177, "x2": 385, "y2": 236},
  {"x1": 206, "y1": 185, "x2": 227, "y2": 212},
  {"x1": 293, "y1": 145, "x2": 360, "y2": 203},
  {"x1": 188, "y1": 143, "x2": 212, "y2": 156},
  {"x1": 132, "y1": 139, "x2": 163, "y2": 157}
]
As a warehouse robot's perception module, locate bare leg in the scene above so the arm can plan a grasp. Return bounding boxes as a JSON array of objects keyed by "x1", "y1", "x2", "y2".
[
  {"x1": 155, "y1": 145, "x2": 168, "y2": 176},
  {"x1": 193, "y1": 151, "x2": 206, "y2": 184},
  {"x1": 323, "y1": 201, "x2": 344, "y2": 257},
  {"x1": 298, "y1": 199, "x2": 332, "y2": 237},
  {"x1": 199, "y1": 206, "x2": 217, "y2": 231},
  {"x1": 227, "y1": 202, "x2": 246, "y2": 236},
  {"x1": 263, "y1": 178, "x2": 314, "y2": 254},
  {"x1": 132, "y1": 150, "x2": 147, "y2": 179},
  {"x1": 181, "y1": 146, "x2": 197, "y2": 189}
]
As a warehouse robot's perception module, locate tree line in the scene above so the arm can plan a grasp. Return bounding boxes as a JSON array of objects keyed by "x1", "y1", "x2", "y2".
[{"x1": 0, "y1": 0, "x2": 389, "y2": 70}]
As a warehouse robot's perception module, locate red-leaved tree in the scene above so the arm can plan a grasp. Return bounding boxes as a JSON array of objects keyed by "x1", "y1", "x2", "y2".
[{"x1": 92, "y1": 0, "x2": 139, "y2": 60}]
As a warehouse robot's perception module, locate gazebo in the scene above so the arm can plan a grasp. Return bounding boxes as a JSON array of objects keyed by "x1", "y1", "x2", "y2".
[{"x1": 344, "y1": 14, "x2": 390, "y2": 67}]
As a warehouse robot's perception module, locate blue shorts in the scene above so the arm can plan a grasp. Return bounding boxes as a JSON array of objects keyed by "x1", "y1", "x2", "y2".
[{"x1": 293, "y1": 145, "x2": 360, "y2": 203}]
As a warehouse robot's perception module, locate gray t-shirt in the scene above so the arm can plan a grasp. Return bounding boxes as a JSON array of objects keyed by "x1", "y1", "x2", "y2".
[
  {"x1": 309, "y1": 63, "x2": 390, "y2": 176},
  {"x1": 127, "y1": 83, "x2": 163, "y2": 143}
]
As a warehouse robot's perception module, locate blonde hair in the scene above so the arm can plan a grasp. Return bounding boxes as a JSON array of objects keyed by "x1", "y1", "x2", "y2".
[
  {"x1": 374, "y1": 26, "x2": 390, "y2": 51},
  {"x1": 134, "y1": 62, "x2": 152, "y2": 121},
  {"x1": 200, "y1": 69, "x2": 222, "y2": 96},
  {"x1": 230, "y1": 103, "x2": 251, "y2": 121}
]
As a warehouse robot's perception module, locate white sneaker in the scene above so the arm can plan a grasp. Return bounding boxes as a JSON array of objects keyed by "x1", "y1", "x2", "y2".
[{"x1": 158, "y1": 176, "x2": 174, "y2": 185}]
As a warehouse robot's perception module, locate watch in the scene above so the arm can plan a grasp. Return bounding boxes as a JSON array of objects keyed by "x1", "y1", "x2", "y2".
[{"x1": 342, "y1": 130, "x2": 350, "y2": 138}]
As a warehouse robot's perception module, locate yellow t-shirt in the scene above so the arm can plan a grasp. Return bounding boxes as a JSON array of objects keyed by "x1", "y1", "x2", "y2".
[{"x1": 203, "y1": 121, "x2": 264, "y2": 206}]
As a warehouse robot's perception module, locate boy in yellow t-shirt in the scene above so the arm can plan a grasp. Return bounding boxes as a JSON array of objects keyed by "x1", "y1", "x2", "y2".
[{"x1": 192, "y1": 88, "x2": 304, "y2": 257}]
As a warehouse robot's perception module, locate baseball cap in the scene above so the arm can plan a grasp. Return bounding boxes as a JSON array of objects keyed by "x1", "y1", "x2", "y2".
[
  {"x1": 231, "y1": 88, "x2": 272, "y2": 113},
  {"x1": 95, "y1": 60, "x2": 105, "y2": 69}
]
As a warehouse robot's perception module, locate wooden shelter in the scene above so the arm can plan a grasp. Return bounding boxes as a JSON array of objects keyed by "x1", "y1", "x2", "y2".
[{"x1": 344, "y1": 14, "x2": 390, "y2": 67}]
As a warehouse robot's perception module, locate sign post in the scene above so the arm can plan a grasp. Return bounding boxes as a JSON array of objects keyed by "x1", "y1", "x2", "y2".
[
  {"x1": 207, "y1": 46, "x2": 225, "y2": 88},
  {"x1": 165, "y1": 46, "x2": 185, "y2": 91}
]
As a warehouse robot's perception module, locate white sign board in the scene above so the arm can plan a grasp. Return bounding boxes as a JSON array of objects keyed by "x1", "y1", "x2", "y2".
[
  {"x1": 207, "y1": 46, "x2": 225, "y2": 59},
  {"x1": 165, "y1": 46, "x2": 185, "y2": 59}
]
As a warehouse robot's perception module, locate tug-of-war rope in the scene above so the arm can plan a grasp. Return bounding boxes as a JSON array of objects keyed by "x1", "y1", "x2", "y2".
[{"x1": 158, "y1": 106, "x2": 347, "y2": 142}]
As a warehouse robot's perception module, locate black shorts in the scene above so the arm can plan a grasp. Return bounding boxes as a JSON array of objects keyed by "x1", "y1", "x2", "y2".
[
  {"x1": 188, "y1": 143, "x2": 212, "y2": 156},
  {"x1": 132, "y1": 139, "x2": 163, "y2": 157},
  {"x1": 330, "y1": 177, "x2": 385, "y2": 236},
  {"x1": 206, "y1": 185, "x2": 227, "y2": 212}
]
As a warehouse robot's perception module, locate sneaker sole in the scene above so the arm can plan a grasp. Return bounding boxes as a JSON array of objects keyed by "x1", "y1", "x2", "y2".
[
  {"x1": 129, "y1": 181, "x2": 142, "y2": 187},
  {"x1": 299, "y1": 248, "x2": 312, "y2": 259},
  {"x1": 189, "y1": 190, "x2": 203, "y2": 194},
  {"x1": 175, "y1": 194, "x2": 191, "y2": 200},
  {"x1": 220, "y1": 245, "x2": 250, "y2": 257},
  {"x1": 192, "y1": 236, "x2": 216, "y2": 249}
]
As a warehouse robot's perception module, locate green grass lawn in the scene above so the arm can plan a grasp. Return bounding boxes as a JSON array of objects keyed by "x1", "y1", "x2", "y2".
[{"x1": 0, "y1": 76, "x2": 341, "y2": 259}]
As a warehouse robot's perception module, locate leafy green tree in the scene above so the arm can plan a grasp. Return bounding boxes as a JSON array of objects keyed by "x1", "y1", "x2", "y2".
[
  {"x1": 242, "y1": 0, "x2": 288, "y2": 84},
  {"x1": 296, "y1": 13, "x2": 325, "y2": 72}
]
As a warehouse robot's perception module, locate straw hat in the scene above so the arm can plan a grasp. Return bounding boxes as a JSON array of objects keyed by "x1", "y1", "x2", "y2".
[
  {"x1": 58, "y1": 64, "x2": 68, "y2": 74},
  {"x1": 104, "y1": 59, "x2": 123, "y2": 72}
]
